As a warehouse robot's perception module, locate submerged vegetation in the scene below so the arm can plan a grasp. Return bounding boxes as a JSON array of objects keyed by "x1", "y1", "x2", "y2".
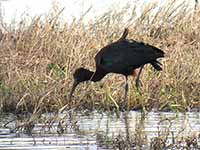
[{"x1": 0, "y1": 0, "x2": 199, "y2": 113}]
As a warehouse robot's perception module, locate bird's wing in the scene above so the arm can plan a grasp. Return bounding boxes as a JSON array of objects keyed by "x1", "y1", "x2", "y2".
[{"x1": 95, "y1": 40, "x2": 164, "y2": 73}]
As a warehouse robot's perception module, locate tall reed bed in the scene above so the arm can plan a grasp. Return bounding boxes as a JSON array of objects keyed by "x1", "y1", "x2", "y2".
[{"x1": 0, "y1": 0, "x2": 199, "y2": 113}]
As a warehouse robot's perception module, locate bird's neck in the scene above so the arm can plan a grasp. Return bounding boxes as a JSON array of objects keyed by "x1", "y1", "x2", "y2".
[{"x1": 90, "y1": 69, "x2": 106, "y2": 82}]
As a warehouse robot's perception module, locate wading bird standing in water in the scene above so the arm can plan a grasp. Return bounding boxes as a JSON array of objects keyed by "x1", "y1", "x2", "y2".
[{"x1": 69, "y1": 28, "x2": 165, "y2": 100}]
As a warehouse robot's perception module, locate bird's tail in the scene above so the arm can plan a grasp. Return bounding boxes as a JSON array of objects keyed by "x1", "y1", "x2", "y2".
[
  {"x1": 154, "y1": 47, "x2": 165, "y2": 58},
  {"x1": 147, "y1": 44, "x2": 165, "y2": 58},
  {"x1": 151, "y1": 60, "x2": 162, "y2": 71}
]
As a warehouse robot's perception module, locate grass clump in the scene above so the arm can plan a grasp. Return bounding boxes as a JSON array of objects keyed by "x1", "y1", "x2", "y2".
[{"x1": 0, "y1": 0, "x2": 199, "y2": 113}]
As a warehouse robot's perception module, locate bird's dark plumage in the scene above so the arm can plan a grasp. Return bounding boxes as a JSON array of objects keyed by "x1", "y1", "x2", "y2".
[
  {"x1": 95, "y1": 39, "x2": 164, "y2": 76},
  {"x1": 69, "y1": 28, "x2": 165, "y2": 100}
]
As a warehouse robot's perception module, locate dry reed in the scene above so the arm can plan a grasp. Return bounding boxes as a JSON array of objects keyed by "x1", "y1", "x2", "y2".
[{"x1": 0, "y1": 0, "x2": 199, "y2": 113}]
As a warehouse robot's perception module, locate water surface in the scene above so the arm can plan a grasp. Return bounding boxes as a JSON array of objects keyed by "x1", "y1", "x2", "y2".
[{"x1": 0, "y1": 111, "x2": 199, "y2": 149}]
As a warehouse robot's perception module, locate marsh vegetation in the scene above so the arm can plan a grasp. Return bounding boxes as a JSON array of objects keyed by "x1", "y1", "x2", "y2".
[
  {"x1": 0, "y1": 1, "x2": 199, "y2": 149},
  {"x1": 0, "y1": 0, "x2": 199, "y2": 113}
]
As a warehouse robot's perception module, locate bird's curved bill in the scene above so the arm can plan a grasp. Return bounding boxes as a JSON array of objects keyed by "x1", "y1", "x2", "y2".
[{"x1": 69, "y1": 80, "x2": 79, "y2": 100}]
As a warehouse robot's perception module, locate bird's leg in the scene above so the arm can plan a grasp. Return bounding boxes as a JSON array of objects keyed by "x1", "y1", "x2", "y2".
[
  {"x1": 124, "y1": 76, "x2": 128, "y2": 100},
  {"x1": 135, "y1": 65, "x2": 144, "y2": 90}
]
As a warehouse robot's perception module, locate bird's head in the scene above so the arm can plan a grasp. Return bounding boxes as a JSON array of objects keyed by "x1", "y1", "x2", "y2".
[{"x1": 69, "y1": 67, "x2": 94, "y2": 100}]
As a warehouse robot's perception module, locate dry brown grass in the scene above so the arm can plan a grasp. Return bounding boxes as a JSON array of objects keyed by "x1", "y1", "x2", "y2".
[{"x1": 0, "y1": 0, "x2": 199, "y2": 113}]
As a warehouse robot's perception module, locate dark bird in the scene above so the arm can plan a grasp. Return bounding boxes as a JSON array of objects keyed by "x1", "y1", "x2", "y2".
[{"x1": 69, "y1": 28, "x2": 165, "y2": 100}]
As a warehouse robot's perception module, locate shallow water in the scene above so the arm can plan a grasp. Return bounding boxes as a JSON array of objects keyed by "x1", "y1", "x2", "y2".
[{"x1": 0, "y1": 111, "x2": 199, "y2": 150}]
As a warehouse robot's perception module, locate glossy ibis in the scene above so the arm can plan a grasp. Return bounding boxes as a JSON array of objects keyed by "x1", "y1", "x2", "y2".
[{"x1": 69, "y1": 28, "x2": 165, "y2": 100}]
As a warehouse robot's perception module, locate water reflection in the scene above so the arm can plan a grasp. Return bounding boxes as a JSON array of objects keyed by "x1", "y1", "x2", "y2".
[{"x1": 0, "y1": 111, "x2": 199, "y2": 149}]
